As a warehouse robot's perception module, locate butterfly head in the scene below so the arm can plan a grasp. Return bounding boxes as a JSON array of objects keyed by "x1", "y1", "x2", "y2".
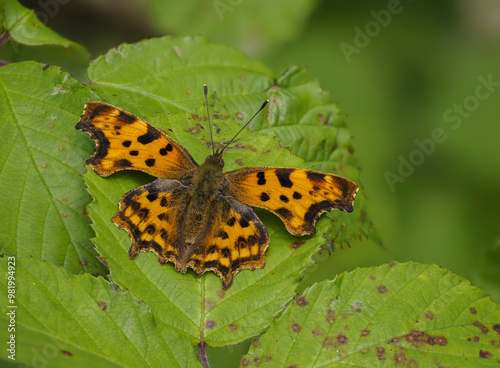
[{"x1": 204, "y1": 150, "x2": 224, "y2": 169}]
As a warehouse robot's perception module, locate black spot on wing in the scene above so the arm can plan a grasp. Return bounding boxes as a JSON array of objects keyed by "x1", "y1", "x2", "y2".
[
  {"x1": 293, "y1": 191, "x2": 302, "y2": 200},
  {"x1": 115, "y1": 159, "x2": 132, "y2": 168},
  {"x1": 145, "y1": 224, "x2": 156, "y2": 235},
  {"x1": 122, "y1": 140, "x2": 132, "y2": 147},
  {"x1": 118, "y1": 110, "x2": 137, "y2": 124},
  {"x1": 145, "y1": 158, "x2": 156, "y2": 167},
  {"x1": 227, "y1": 217, "x2": 236, "y2": 227},
  {"x1": 146, "y1": 193, "x2": 158, "y2": 202},
  {"x1": 136, "y1": 208, "x2": 149, "y2": 219},
  {"x1": 239, "y1": 217, "x2": 250, "y2": 228},
  {"x1": 280, "y1": 195, "x2": 289, "y2": 203},
  {"x1": 160, "y1": 143, "x2": 174, "y2": 156},
  {"x1": 204, "y1": 260, "x2": 218, "y2": 269},
  {"x1": 138, "y1": 125, "x2": 161, "y2": 145},
  {"x1": 88, "y1": 129, "x2": 110, "y2": 161},
  {"x1": 257, "y1": 171, "x2": 266, "y2": 185},
  {"x1": 217, "y1": 230, "x2": 229, "y2": 239},
  {"x1": 260, "y1": 192, "x2": 270, "y2": 202},
  {"x1": 275, "y1": 169, "x2": 294, "y2": 188},
  {"x1": 306, "y1": 171, "x2": 325, "y2": 182},
  {"x1": 304, "y1": 201, "x2": 338, "y2": 225},
  {"x1": 129, "y1": 150, "x2": 139, "y2": 156},
  {"x1": 157, "y1": 213, "x2": 169, "y2": 221},
  {"x1": 276, "y1": 207, "x2": 292, "y2": 220}
]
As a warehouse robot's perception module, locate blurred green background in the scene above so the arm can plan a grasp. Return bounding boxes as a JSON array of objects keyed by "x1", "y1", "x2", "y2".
[
  {"x1": 16, "y1": 0, "x2": 500, "y2": 297},
  {"x1": 12, "y1": 0, "x2": 500, "y2": 364}
]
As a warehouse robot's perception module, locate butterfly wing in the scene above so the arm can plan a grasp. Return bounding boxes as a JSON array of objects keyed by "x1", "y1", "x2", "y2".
[
  {"x1": 76, "y1": 102, "x2": 198, "y2": 179},
  {"x1": 113, "y1": 178, "x2": 269, "y2": 289},
  {"x1": 225, "y1": 167, "x2": 359, "y2": 236},
  {"x1": 191, "y1": 196, "x2": 269, "y2": 289},
  {"x1": 112, "y1": 178, "x2": 187, "y2": 266}
]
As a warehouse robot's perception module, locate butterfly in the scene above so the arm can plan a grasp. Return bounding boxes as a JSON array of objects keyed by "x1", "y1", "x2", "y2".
[{"x1": 76, "y1": 89, "x2": 358, "y2": 289}]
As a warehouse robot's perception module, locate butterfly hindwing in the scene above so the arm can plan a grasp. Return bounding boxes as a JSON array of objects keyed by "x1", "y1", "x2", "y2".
[
  {"x1": 76, "y1": 102, "x2": 198, "y2": 179},
  {"x1": 225, "y1": 167, "x2": 359, "y2": 236},
  {"x1": 193, "y1": 196, "x2": 269, "y2": 289},
  {"x1": 112, "y1": 178, "x2": 187, "y2": 265}
]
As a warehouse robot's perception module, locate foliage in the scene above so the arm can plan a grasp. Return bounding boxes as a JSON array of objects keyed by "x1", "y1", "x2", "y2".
[{"x1": 1, "y1": 2, "x2": 499, "y2": 367}]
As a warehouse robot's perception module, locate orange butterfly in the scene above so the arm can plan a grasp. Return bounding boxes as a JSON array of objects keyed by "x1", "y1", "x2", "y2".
[{"x1": 76, "y1": 89, "x2": 358, "y2": 289}]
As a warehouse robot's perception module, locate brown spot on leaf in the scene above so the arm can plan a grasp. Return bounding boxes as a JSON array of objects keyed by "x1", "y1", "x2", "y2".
[
  {"x1": 312, "y1": 327, "x2": 324, "y2": 337},
  {"x1": 61, "y1": 350, "x2": 73, "y2": 357},
  {"x1": 467, "y1": 336, "x2": 480, "y2": 343},
  {"x1": 229, "y1": 324, "x2": 238, "y2": 331},
  {"x1": 369, "y1": 274, "x2": 376, "y2": 280},
  {"x1": 361, "y1": 329, "x2": 370, "y2": 337},
  {"x1": 493, "y1": 324, "x2": 500, "y2": 335},
  {"x1": 376, "y1": 346, "x2": 386, "y2": 360},
  {"x1": 326, "y1": 309, "x2": 336, "y2": 325},
  {"x1": 490, "y1": 339, "x2": 500, "y2": 347},
  {"x1": 253, "y1": 358, "x2": 260, "y2": 365},
  {"x1": 377, "y1": 285, "x2": 388, "y2": 294},
  {"x1": 235, "y1": 159, "x2": 244, "y2": 166},
  {"x1": 404, "y1": 330, "x2": 448, "y2": 348},
  {"x1": 424, "y1": 311, "x2": 435, "y2": 320},
  {"x1": 336, "y1": 333, "x2": 348, "y2": 345},
  {"x1": 98, "y1": 301, "x2": 107, "y2": 311},
  {"x1": 204, "y1": 299, "x2": 216, "y2": 312},
  {"x1": 351, "y1": 301, "x2": 363, "y2": 312},
  {"x1": 393, "y1": 351, "x2": 406, "y2": 365},
  {"x1": 252, "y1": 339, "x2": 260, "y2": 348},
  {"x1": 216, "y1": 290, "x2": 225, "y2": 299},
  {"x1": 241, "y1": 358, "x2": 250, "y2": 367},
  {"x1": 290, "y1": 241, "x2": 304, "y2": 250},
  {"x1": 265, "y1": 355, "x2": 272, "y2": 362},
  {"x1": 473, "y1": 321, "x2": 489, "y2": 334},
  {"x1": 296, "y1": 296, "x2": 309, "y2": 307},
  {"x1": 470, "y1": 307, "x2": 477, "y2": 314},
  {"x1": 291, "y1": 323, "x2": 301, "y2": 333},
  {"x1": 479, "y1": 350, "x2": 492, "y2": 358},
  {"x1": 205, "y1": 320, "x2": 216, "y2": 329}
]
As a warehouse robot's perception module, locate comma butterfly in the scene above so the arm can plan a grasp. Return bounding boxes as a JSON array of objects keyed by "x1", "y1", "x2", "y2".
[{"x1": 76, "y1": 88, "x2": 358, "y2": 289}]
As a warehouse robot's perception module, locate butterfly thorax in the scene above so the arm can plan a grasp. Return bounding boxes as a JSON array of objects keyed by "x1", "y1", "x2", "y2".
[{"x1": 190, "y1": 154, "x2": 225, "y2": 203}]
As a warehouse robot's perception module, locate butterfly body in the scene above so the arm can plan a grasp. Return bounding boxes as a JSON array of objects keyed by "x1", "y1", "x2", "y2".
[{"x1": 77, "y1": 102, "x2": 358, "y2": 289}]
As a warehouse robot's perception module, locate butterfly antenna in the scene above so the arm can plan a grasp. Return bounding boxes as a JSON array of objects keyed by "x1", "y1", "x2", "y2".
[
  {"x1": 204, "y1": 84, "x2": 215, "y2": 155},
  {"x1": 220, "y1": 99, "x2": 269, "y2": 155}
]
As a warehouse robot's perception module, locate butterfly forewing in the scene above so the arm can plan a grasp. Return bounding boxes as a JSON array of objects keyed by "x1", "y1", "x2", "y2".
[
  {"x1": 225, "y1": 167, "x2": 359, "y2": 236},
  {"x1": 76, "y1": 102, "x2": 198, "y2": 179}
]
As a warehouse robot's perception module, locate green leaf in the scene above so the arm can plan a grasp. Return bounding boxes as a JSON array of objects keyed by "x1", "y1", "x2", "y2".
[
  {"x1": 143, "y1": 0, "x2": 319, "y2": 57},
  {"x1": 243, "y1": 262, "x2": 500, "y2": 367},
  {"x1": 0, "y1": 61, "x2": 105, "y2": 275},
  {"x1": 0, "y1": 1, "x2": 90, "y2": 79},
  {"x1": 0, "y1": 35, "x2": 370, "y2": 366},
  {"x1": 0, "y1": 258, "x2": 201, "y2": 367}
]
